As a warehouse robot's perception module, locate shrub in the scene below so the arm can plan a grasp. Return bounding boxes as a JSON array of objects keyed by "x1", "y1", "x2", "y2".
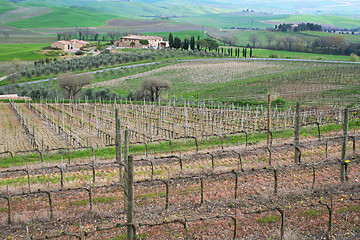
[
  {"x1": 350, "y1": 53, "x2": 359, "y2": 62},
  {"x1": 75, "y1": 51, "x2": 83, "y2": 56},
  {"x1": 269, "y1": 53, "x2": 278, "y2": 58},
  {"x1": 272, "y1": 97, "x2": 286, "y2": 107}
]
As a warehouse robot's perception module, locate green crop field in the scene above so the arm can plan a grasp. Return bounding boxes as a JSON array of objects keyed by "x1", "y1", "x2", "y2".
[
  {"x1": 0, "y1": 43, "x2": 48, "y2": 61},
  {"x1": 5, "y1": 7, "x2": 117, "y2": 28},
  {"x1": 178, "y1": 12, "x2": 284, "y2": 29},
  {"x1": 0, "y1": 0, "x2": 16, "y2": 14}
]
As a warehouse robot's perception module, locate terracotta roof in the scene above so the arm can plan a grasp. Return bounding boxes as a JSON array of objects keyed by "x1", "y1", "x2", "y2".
[
  {"x1": 70, "y1": 39, "x2": 89, "y2": 44},
  {"x1": 56, "y1": 41, "x2": 70, "y2": 45}
]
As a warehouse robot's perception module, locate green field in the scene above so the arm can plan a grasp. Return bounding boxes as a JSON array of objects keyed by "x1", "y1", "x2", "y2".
[
  {"x1": 178, "y1": 12, "x2": 360, "y2": 30},
  {"x1": 207, "y1": 29, "x2": 360, "y2": 47},
  {"x1": 143, "y1": 30, "x2": 206, "y2": 40},
  {"x1": 6, "y1": 7, "x2": 117, "y2": 28},
  {"x1": 0, "y1": 25, "x2": 57, "y2": 42},
  {"x1": 270, "y1": 15, "x2": 360, "y2": 29},
  {"x1": 178, "y1": 12, "x2": 283, "y2": 29},
  {"x1": 16, "y1": 0, "x2": 229, "y2": 19},
  {"x1": 253, "y1": 49, "x2": 351, "y2": 61},
  {"x1": 0, "y1": 0, "x2": 16, "y2": 14},
  {"x1": 0, "y1": 43, "x2": 48, "y2": 61}
]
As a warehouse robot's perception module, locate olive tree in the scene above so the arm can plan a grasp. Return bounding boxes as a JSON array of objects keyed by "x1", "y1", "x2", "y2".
[
  {"x1": 137, "y1": 78, "x2": 170, "y2": 102},
  {"x1": 57, "y1": 73, "x2": 93, "y2": 99},
  {"x1": 249, "y1": 33, "x2": 259, "y2": 47}
]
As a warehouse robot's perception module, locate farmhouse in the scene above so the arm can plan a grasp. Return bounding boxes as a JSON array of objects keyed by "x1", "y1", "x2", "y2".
[
  {"x1": 51, "y1": 39, "x2": 89, "y2": 51},
  {"x1": 114, "y1": 35, "x2": 169, "y2": 49}
]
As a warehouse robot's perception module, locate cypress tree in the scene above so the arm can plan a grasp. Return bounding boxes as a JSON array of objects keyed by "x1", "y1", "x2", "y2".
[
  {"x1": 169, "y1": 33, "x2": 174, "y2": 49},
  {"x1": 183, "y1": 38, "x2": 189, "y2": 50},
  {"x1": 250, "y1": 48, "x2": 253, "y2": 57},
  {"x1": 190, "y1": 36, "x2": 195, "y2": 50},
  {"x1": 174, "y1": 37, "x2": 181, "y2": 49}
]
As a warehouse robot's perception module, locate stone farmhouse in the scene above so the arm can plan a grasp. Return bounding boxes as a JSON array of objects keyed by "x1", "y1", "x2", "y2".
[
  {"x1": 114, "y1": 35, "x2": 169, "y2": 49},
  {"x1": 51, "y1": 39, "x2": 89, "y2": 51}
]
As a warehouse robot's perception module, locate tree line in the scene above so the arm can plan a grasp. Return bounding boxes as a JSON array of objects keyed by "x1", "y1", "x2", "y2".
[
  {"x1": 246, "y1": 32, "x2": 360, "y2": 56},
  {"x1": 57, "y1": 30, "x2": 128, "y2": 42},
  {"x1": 168, "y1": 33, "x2": 220, "y2": 51},
  {"x1": 275, "y1": 22, "x2": 323, "y2": 32}
]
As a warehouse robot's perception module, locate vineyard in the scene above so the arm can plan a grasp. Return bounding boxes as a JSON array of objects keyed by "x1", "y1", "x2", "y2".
[
  {"x1": 92, "y1": 60, "x2": 360, "y2": 105},
  {"x1": 0, "y1": 99, "x2": 360, "y2": 239},
  {"x1": 0, "y1": 99, "x2": 354, "y2": 154}
]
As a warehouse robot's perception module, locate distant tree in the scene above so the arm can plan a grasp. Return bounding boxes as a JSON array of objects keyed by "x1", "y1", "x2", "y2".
[
  {"x1": 190, "y1": 36, "x2": 195, "y2": 50},
  {"x1": 169, "y1": 33, "x2": 174, "y2": 48},
  {"x1": 224, "y1": 35, "x2": 237, "y2": 46},
  {"x1": 265, "y1": 32, "x2": 275, "y2": 47},
  {"x1": 249, "y1": 34, "x2": 259, "y2": 47},
  {"x1": 174, "y1": 37, "x2": 182, "y2": 49},
  {"x1": 94, "y1": 33, "x2": 99, "y2": 41},
  {"x1": 3, "y1": 32, "x2": 9, "y2": 41},
  {"x1": 137, "y1": 78, "x2": 170, "y2": 102},
  {"x1": 198, "y1": 38, "x2": 219, "y2": 50},
  {"x1": 130, "y1": 41, "x2": 136, "y2": 47},
  {"x1": 57, "y1": 74, "x2": 93, "y2": 99},
  {"x1": 139, "y1": 39, "x2": 149, "y2": 45},
  {"x1": 183, "y1": 38, "x2": 189, "y2": 50},
  {"x1": 83, "y1": 88, "x2": 93, "y2": 100}
]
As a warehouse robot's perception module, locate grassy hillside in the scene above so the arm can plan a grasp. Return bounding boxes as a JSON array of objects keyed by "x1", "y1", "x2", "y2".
[
  {"x1": 0, "y1": 25, "x2": 57, "y2": 42},
  {"x1": 0, "y1": 43, "x2": 48, "y2": 61},
  {"x1": 269, "y1": 15, "x2": 360, "y2": 29},
  {"x1": 16, "y1": 0, "x2": 230, "y2": 18},
  {"x1": 92, "y1": 59, "x2": 360, "y2": 104},
  {"x1": 207, "y1": 29, "x2": 360, "y2": 47},
  {"x1": 142, "y1": 30, "x2": 206, "y2": 40},
  {"x1": 178, "y1": 12, "x2": 360, "y2": 30},
  {"x1": 6, "y1": 7, "x2": 117, "y2": 28},
  {"x1": 0, "y1": 0, "x2": 16, "y2": 14},
  {"x1": 178, "y1": 12, "x2": 283, "y2": 29}
]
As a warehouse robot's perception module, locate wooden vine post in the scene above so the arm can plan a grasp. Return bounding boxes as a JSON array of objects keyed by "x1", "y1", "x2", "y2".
[
  {"x1": 200, "y1": 177, "x2": 204, "y2": 205},
  {"x1": 276, "y1": 207, "x2": 285, "y2": 240},
  {"x1": 340, "y1": 108, "x2": 349, "y2": 182},
  {"x1": 127, "y1": 155, "x2": 135, "y2": 240},
  {"x1": 320, "y1": 192, "x2": 333, "y2": 240},
  {"x1": 123, "y1": 129, "x2": 130, "y2": 212},
  {"x1": 294, "y1": 102, "x2": 301, "y2": 164},
  {"x1": 115, "y1": 109, "x2": 123, "y2": 183},
  {"x1": 274, "y1": 169, "x2": 278, "y2": 195},
  {"x1": 267, "y1": 94, "x2": 272, "y2": 146}
]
